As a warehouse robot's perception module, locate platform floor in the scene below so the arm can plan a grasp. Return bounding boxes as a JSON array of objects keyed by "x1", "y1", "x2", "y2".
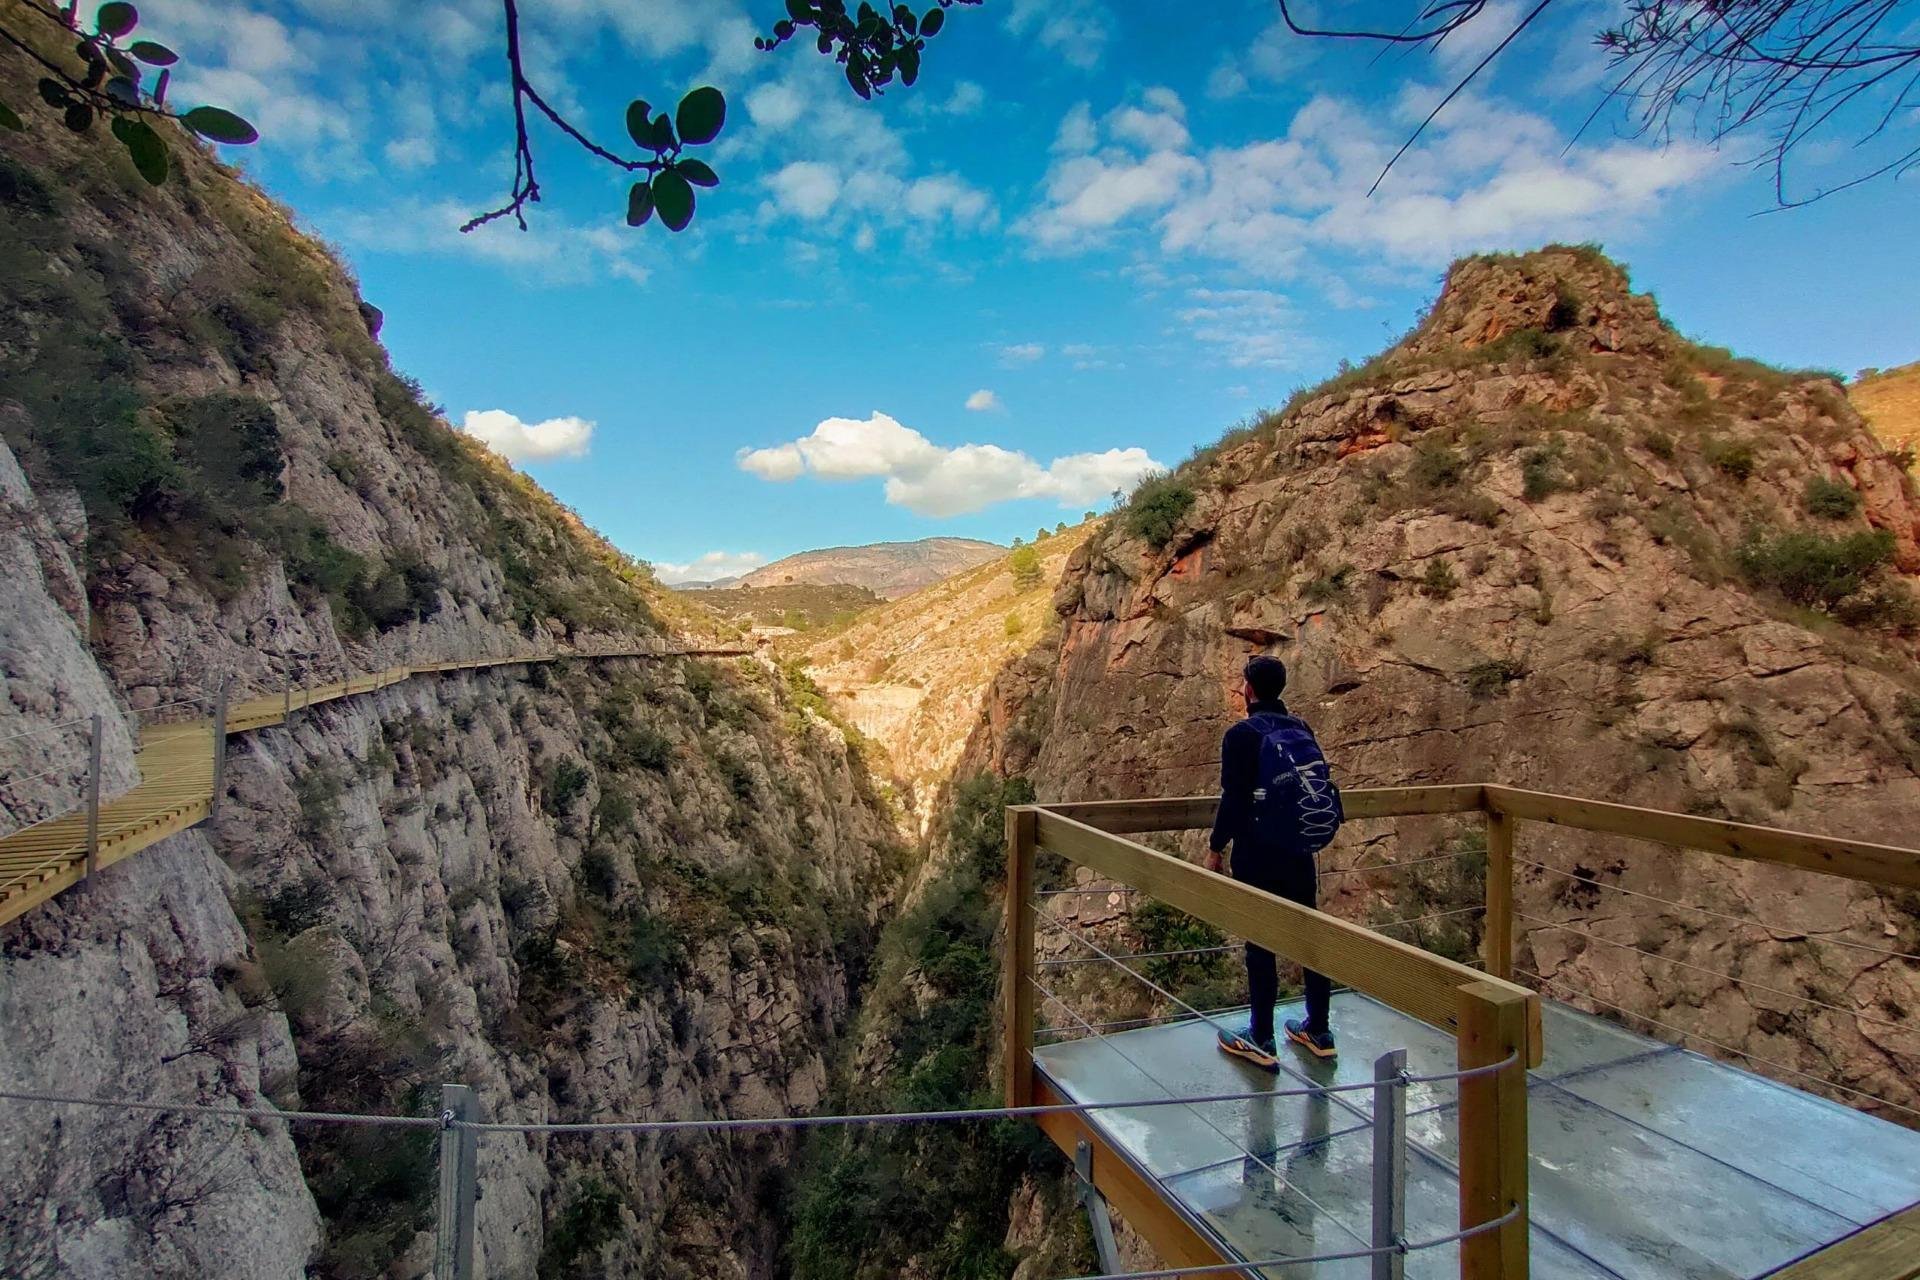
[{"x1": 1034, "y1": 992, "x2": 1920, "y2": 1278}]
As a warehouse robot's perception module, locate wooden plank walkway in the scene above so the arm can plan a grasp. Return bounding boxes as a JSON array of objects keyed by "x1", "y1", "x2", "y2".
[{"x1": 0, "y1": 645, "x2": 750, "y2": 927}]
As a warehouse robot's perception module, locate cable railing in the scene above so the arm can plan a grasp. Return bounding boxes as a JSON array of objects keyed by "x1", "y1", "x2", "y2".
[{"x1": 1020, "y1": 784, "x2": 1920, "y2": 1278}]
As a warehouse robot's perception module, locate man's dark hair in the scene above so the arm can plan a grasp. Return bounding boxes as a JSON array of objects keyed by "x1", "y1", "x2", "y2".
[{"x1": 1244, "y1": 655, "x2": 1288, "y2": 702}]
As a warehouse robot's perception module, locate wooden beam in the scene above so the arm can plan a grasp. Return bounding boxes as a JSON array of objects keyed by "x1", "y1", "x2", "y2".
[
  {"x1": 1458, "y1": 981, "x2": 1531, "y2": 1280},
  {"x1": 1031, "y1": 1072, "x2": 1230, "y2": 1273},
  {"x1": 1044, "y1": 796, "x2": 1218, "y2": 833},
  {"x1": 1764, "y1": 1205, "x2": 1920, "y2": 1280},
  {"x1": 1484, "y1": 810, "x2": 1515, "y2": 981},
  {"x1": 1484, "y1": 786, "x2": 1920, "y2": 890},
  {"x1": 1046, "y1": 785, "x2": 1489, "y2": 834},
  {"x1": 1032, "y1": 809, "x2": 1543, "y2": 1063},
  {"x1": 1004, "y1": 806, "x2": 1038, "y2": 1108}
]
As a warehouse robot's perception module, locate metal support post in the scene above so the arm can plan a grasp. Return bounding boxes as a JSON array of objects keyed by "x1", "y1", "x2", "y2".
[
  {"x1": 83, "y1": 714, "x2": 102, "y2": 880},
  {"x1": 1371, "y1": 1048, "x2": 1408, "y2": 1280},
  {"x1": 209, "y1": 676, "x2": 231, "y2": 819},
  {"x1": 435, "y1": 1084, "x2": 480, "y2": 1280},
  {"x1": 1075, "y1": 1140, "x2": 1122, "y2": 1275}
]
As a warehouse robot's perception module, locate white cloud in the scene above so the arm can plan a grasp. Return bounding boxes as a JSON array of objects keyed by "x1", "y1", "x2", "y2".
[
  {"x1": 460, "y1": 409, "x2": 594, "y2": 462},
  {"x1": 736, "y1": 412, "x2": 1162, "y2": 517},
  {"x1": 965, "y1": 389, "x2": 1004, "y2": 412},
  {"x1": 1178, "y1": 288, "x2": 1314, "y2": 369},
  {"x1": 767, "y1": 162, "x2": 843, "y2": 219},
  {"x1": 1003, "y1": 0, "x2": 1110, "y2": 69},
  {"x1": 1023, "y1": 84, "x2": 1722, "y2": 273},
  {"x1": 322, "y1": 198, "x2": 652, "y2": 287},
  {"x1": 654, "y1": 550, "x2": 767, "y2": 585},
  {"x1": 998, "y1": 342, "x2": 1046, "y2": 365}
]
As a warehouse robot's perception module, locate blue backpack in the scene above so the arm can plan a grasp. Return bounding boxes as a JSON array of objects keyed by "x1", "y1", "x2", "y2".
[{"x1": 1246, "y1": 711, "x2": 1344, "y2": 855}]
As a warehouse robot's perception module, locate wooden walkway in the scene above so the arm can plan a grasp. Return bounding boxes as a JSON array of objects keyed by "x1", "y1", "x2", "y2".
[{"x1": 0, "y1": 645, "x2": 750, "y2": 927}]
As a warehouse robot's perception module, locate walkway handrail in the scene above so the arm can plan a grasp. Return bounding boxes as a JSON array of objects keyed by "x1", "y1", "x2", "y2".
[
  {"x1": 1008, "y1": 801, "x2": 1538, "y2": 1280},
  {"x1": 0, "y1": 642, "x2": 752, "y2": 927}
]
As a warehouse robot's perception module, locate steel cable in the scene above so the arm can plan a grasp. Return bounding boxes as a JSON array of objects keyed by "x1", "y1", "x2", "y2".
[
  {"x1": 1515, "y1": 856, "x2": 1920, "y2": 964},
  {"x1": 1516, "y1": 969, "x2": 1920, "y2": 1122},
  {"x1": 1517, "y1": 914, "x2": 1911, "y2": 1032}
]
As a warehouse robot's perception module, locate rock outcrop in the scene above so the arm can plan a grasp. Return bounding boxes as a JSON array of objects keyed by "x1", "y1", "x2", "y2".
[{"x1": 0, "y1": 42, "x2": 901, "y2": 1280}]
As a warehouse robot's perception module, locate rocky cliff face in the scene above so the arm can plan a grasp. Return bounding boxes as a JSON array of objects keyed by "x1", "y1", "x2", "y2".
[
  {"x1": 1852, "y1": 360, "x2": 1920, "y2": 452},
  {"x1": 1, "y1": 43, "x2": 901, "y2": 1280},
  {"x1": 966, "y1": 248, "x2": 1920, "y2": 1119},
  {"x1": 803, "y1": 521, "x2": 1098, "y2": 829}
]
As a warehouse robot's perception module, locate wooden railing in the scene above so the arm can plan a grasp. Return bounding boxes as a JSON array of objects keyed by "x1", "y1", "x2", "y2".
[
  {"x1": 0, "y1": 643, "x2": 753, "y2": 927},
  {"x1": 1007, "y1": 784, "x2": 1920, "y2": 1280}
]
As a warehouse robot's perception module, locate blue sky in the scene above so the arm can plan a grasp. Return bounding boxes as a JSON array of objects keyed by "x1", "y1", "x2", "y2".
[{"x1": 144, "y1": 0, "x2": 1920, "y2": 582}]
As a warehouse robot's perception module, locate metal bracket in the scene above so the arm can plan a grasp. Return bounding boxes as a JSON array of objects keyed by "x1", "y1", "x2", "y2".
[{"x1": 1075, "y1": 1140, "x2": 1122, "y2": 1274}]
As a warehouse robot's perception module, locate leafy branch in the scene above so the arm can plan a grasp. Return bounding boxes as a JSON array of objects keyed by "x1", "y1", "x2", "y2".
[
  {"x1": 0, "y1": 0, "x2": 257, "y2": 185},
  {"x1": 755, "y1": 0, "x2": 979, "y2": 99},
  {"x1": 462, "y1": 0, "x2": 976, "y2": 236},
  {"x1": 459, "y1": 0, "x2": 727, "y2": 234}
]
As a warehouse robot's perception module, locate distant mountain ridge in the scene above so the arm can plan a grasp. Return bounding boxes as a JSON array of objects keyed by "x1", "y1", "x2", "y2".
[{"x1": 737, "y1": 537, "x2": 1003, "y2": 598}]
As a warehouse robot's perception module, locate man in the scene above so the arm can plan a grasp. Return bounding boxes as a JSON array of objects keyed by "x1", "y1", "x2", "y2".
[{"x1": 1205, "y1": 655, "x2": 1343, "y2": 1068}]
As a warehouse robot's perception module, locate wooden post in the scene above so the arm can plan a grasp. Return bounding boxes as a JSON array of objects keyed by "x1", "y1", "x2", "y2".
[
  {"x1": 1458, "y1": 981, "x2": 1530, "y2": 1280},
  {"x1": 209, "y1": 677, "x2": 230, "y2": 819},
  {"x1": 83, "y1": 714, "x2": 102, "y2": 881},
  {"x1": 1484, "y1": 810, "x2": 1515, "y2": 981},
  {"x1": 1004, "y1": 805, "x2": 1038, "y2": 1108}
]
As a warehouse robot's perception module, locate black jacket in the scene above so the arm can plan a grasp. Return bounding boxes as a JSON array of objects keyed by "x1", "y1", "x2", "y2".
[{"x1": 1209, "y1": 698, "x2": 1290, "y2": 855}]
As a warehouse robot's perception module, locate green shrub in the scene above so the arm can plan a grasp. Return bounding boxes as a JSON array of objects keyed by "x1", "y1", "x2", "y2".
[
  {"x1": 540, "y1": 1178, "x2": 625, "y2": 1279},
  {"x1": 1421, "y1": 558, "x2": 1459, "y2": 598},
  {"x1": 544, "y1": 759, "x2": 591, "y2": 813},
  {"x1": 1466, "y1": 659, "x2": 1527, "y2": 698},
  {"x1": 1409, "y1": 438, "x2": 1466, "y2": 490},
  {"x1": 625, "y1": 911, "x2": 686, "y2": 989},
  {"x1": 295, "y1": 767, "x2": 346, "y2": 836},
  {"x1": 1641, "y1": 430, "x2": 1675, "y2": 460},
  {"x1": 261, "y1": 875, "x2": 334, "y2": 935},
  {"x1": 1003, "y1": 611, "x2": 1023, "y2": 638},
  {"x1": 1705, "y1": 438, "x2": 1756, "y2": 480},
  {"x1": 1300, "y1": 563, "x2": 1355, "y2": 604},
  {"x1": 1803, "y1": 476, "x2": 1860, "y2": 519},
  {"x1": 1124, "y1": 473, "x2": 1196, "y2": 549},
  {"x1": 1521, "y1": 447, "x2": 1567, "y2": 501},
  {"x1": 1734, "y1": 527, "x2": 1895, "y2": 612},
  {"x1": 1008, "y1": 543, "x2": 1042, "y2": 588}
]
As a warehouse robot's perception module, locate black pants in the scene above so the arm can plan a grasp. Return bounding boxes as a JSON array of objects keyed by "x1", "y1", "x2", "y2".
[{"x1": 1232, "y1": 848, "x2": 1331, "y2": 1043}]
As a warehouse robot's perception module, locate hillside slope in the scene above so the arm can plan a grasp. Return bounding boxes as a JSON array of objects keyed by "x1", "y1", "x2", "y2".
[
  {"x1": 965, "y1": 247, "x2": 1920, "y2": 1124},
  {"x1": 738, "y1": 537, "x2": 1002, "y2": 598},
  {"x1": 1852, "y1": 361, "x2": 1920, "y2": 452},
  {"x1": 0, "y1": 40, "x2": 900, "y2": 1280},
  {"x1": 802, "y1": 521, "x2": 1098, "y2": 825}
]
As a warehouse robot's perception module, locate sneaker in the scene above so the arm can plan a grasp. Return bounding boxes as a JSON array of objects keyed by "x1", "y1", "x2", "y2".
[
  {"x1": 1217, "y1": 1025, "x2": 1280, "y2": 1073},
  {"x1": 1284, "y1": 1018, "x2": 1337, "y2": 1060}
]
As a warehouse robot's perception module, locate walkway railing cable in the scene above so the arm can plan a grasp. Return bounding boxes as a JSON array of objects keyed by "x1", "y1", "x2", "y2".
[
  {"x1": 1517, "y1": 968, "x2": 1920, "y2": 1123},
  {"x1": 1517, "y1": 914, "x2": 1911, "y2": 1033},
  {"x1": 1516, "y1": 856, "x2": 1920, "y2": 964},
  {"x1": 1057, "y1": 1202, "x2": 1524, "y2": 1280},
  {"x1": 1025, "y1": 970, "x2": 1375, "y2": 1253}
]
